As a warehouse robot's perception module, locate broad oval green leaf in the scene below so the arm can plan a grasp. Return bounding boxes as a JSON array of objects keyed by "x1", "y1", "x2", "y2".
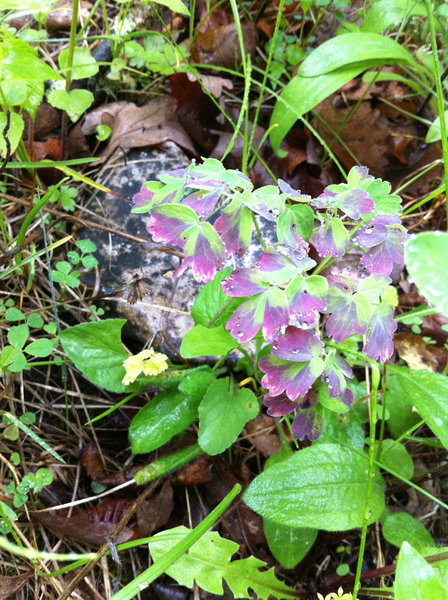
[
  {"x1": 129, "y1": 389, "x2": 201, "y2": 454},
  {"x1": 24, "y1": 338, "x2": 54, "y2": 358},
  {"x1": 405, "y1": 232, "x2": 448, "y2": 315},
  {"x1": 151, "y1": 0, "x2": 190, "y2": 16},
  {"x1": 379, "y1": 439, "x2": 414, "y2": 480},
  {"x1": 382, "y1": 513, "x2": 435, "y2": 551},
  {"x1": 394, "y1": 542, "x2": 448, "y2": 600},
  {"x1": 191, "y1": 268, "x2": 243, "y2": 327},
  {"x1": 388, "y1": 366, "x2": 448, "y2": 450},
  {"x1": 198, "y1": 378, "x2": 259, "y2": 455},
  {"x1": 270, "y1": 66, "x2": 365, "y2": 154},
  {"x1": 299, "y1": 32, "x2": 417, "y2": 78},
  {"x1": 244, "y1": 443, "x2": 384, "y2": 531},
  {"x1": 59, "y1": 319, "x2": 139, "y2": 393},
  {"x1": 425, "y1": 110, "x2": 448, "y2": 143},
  {"x1": 263, "y1": 520, "x2": 317, "y2": 569},
  {"x1": 58, "y1": 47, "x2": 99, "y2": 80},
  {"x1": 180, "y1": 325, "x2": 239, "y2": 358}
]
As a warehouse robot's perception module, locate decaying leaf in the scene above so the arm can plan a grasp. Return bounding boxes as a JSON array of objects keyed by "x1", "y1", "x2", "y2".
[
  {"x1": 245, "y1": 413, "x2": 281, "y2": 458},
  {"x1": 192, "y1": 21, "x2": 257, "y2": 68},
  {"x1": 0, "y1": 571, "x2": 32, "y2": 600},
  {"x1": 82, "y1": 97, "x2": 196, "y2": 161},
  {"x1": 394, "y1": 333, "x2": 439, "y2": 372}
]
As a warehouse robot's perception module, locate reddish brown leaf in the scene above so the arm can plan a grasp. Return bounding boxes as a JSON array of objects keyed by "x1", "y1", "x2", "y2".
[
  {"x1": 23, "y1": 103, "x2": 60, "y2": 139},
  {"x1": 192, "y1": 22, "x2": 257, "y2": 68},
  {"x1": 137, "y1": 480, "x2": 174, "y2": 536},
  {"x1": 82, "y1": 98, "x2": 196, "y2": 161},
  {"x1": 46, "y1": 0, "x2": 92, "y2": 32},
  {"x1": 24, "y1": 138, "x2": 62, "y2": 162},
  {"x1": 171, "y1": 454, "x2": 214, "y2": 485},
  {"x1": 0, "y1": 572, "x2": 32, "y2": 600},
  {"x1": 80, "y1": 442, "x2": 141, "y2": 486}
]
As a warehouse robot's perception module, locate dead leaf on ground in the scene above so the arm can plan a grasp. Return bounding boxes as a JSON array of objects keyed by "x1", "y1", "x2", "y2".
[
  {"x1": 171, "y1": 454, "x2": 214, "y2": 485},
  {"x1": 46, "y1": 0, "x2": 92, "y2": 32},
  {"x1": 82, "y1": 97, "x2": 196, "y2": 161},
  {"x1": 192, "y1": 21, "x2": 257, "y2": 68},
  {"x1": 245, "y1": 413, "x2": 281, "y2": 458},
  {"x1": 80, "y1": 442, "x2": 141, "y2": 485},
  {"x1": 186, "y1": 72, "x2": 233, "y2": 98},
  {"x1": 0, "y1": 572, "x2": 32, "y2": 600},
  {"x1": 24, "y1": 103, "x2": 60, "y2": 139},
  {"x1": 137, "y1": 480, "x2": 174, "y2": 536},
  {"x1": 33, "y1": 503, "x2": 137, "y2": 545},
  {"x1": 394, "y1": 333, "x2": 439, "y2": 372}
]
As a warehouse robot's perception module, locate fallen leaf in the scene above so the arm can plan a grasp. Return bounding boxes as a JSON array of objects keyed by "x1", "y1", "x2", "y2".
[
  {"x1": 80, "y1": 442, "x2": 140, "y2": 485},
  {"x1": 24, "y1": 138, "x2": 62, "y2": 162},
  {"x1": 46, "y1": 0, "x2": 92, "y2": 32},
  {"x1": 170, "y1": 454, "x2": 214, "y2": 485},
  {"x1": 245, "y1": 413, "x2": 281, "y2": 458},
  {"x1": 0, "y1": 572, "x2": 32, "y2": 600},
  {"x1": 137, "y1": 480, "x2": 174, "y2": 536},
  {"x1": 186, "y1": 72, "x2": 233, "y2": 98},
  {"x1": 82, "y1": 97, "x2": 196, "y2": 161},
  {"x1": 192, "y1": 21, "x2": 257, "y2": 68},
  {"x1": 33, "y1": 505, "x2": 137, "y2": 545},
  {"x1": 394, "y1": 333, "x2": 439, "y2": 372},
  {"x1": 23, "y1": 103, "x2": 60, "y2": 139}
]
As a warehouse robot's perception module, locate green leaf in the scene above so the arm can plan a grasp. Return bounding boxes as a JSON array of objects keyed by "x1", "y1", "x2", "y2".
[
  {"x1": 244, "y1": 443, "x2": 384, "y2": 530},
  {"x1": 388, "y1": 366, "x2": 448, "y2": 449},
  {"x1": 264, "y1": 520, "x2": 317, "y2": 569},
  {"x1": 276, "y1": 204, "x2": 314, "y2": 243},
  {"x1": 2, "y1": 348, "x2": 26, "y2": 372},
  {"x1": 191, "y1": 268, "x2": 243, "y2": 327},
  {"x1": 198, "y1": 378, "x2": 259, "y2": 455},
  {"x1": 425, "y1": 111, "x2": 448, "y2": 143},
  {"x1": 405, "y1": 232, "x2": 448, "y2": 316},
  {"x1": 386, "y1": 372, "x2": 421, "y2": 437},
  {"x1": 382, "y1": 513, "x2": 435, "y2": 551},
  {"x1": 2, "y1": 33, "x2": 62, "y2": 82},
  {"x1": 270, "y1": 66, "x2": 365, "y2": 154},
  {"x1": 5, "y1": 308, "x2": 25, "y2": 322},
  {"x1": 129, "y1": 390, "x2": 200, "y2": 454},
  {"x1": 8, "y1": 324, "x2": 29, "y2": 350},
  {"x1": 149, "y1": 526, "x2": 296, "y2": 599},
  {"x1": 76, "y1": 239, "x2": 97, "y2": 253},
  {"x1": 299, "y1": 32, "x2": 417, "y2": 78},
  {"x1": 59, "y1": 319, "x2": 142, "y2": 393},
  {"x1": 27, "y1": 313, "x2": 44, "y2": 328},
  {"x1": 58, "y1": 47, "x2": 99, "y2": 80},
  {"x1": 24, "y1": 338, "x2": 53, "y2": 357},
  {"x1": 178, "y1": 369, "x2": 216, "y2": 399},
  {"x1": 379, "y1": 439, "x2": 414, "y2": 480},
  {"x1": 0, "y1": 112, "x2": 24, "y2": 158},
  {"x1": 180, "y1": 325, "x2": 238, "y2": 358},
  {"x1": 361, "y1": 0, "x2": 426, "y2": 33},
  {"x1": 47, "y1": 88, "x2": 94, "y2": 122},
  {"x1": 151, "y1": 0, "x2": 190, "y2": 16},
  {"x1": 394, "y1": 542, "x2": 448, "y2": 600},
  {"x1": 318, "y1": 407, "x2": 365, "y2": 449}
]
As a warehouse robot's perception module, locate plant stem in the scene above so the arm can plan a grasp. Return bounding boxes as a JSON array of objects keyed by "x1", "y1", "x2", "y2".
[
  {"x1": 353, "y1": 364, "x2": 380, "y2": 598},
  {"x1": 426, "y1": 0, "x2": 448, "y2": 228}
]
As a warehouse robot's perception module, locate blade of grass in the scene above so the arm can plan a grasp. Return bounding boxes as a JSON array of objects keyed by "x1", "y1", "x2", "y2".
[
  {"x1": 426, "y1": 0, "x2": 448, "y2": 228},
  {"x1": 0, "y1": 235, "x2": 72, "y2": 280}
]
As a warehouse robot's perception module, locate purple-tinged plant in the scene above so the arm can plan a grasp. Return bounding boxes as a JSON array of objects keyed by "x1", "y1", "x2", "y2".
[{"x1": 134, "y1": 161, "x2": 408, "y2": 442}]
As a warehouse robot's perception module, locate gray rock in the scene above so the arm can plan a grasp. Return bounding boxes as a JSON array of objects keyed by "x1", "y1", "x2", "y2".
[
  {"x1": 80, "y1": 145, "x2": 197, "y2": 359},
  {"x1": 80, "y1": 145, "x2": 277, "y2": 359}
]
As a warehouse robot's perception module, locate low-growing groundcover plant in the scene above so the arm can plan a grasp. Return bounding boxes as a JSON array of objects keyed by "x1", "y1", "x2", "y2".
[{"x1": 59, "y1": 158, "x2": 448, "y2": 599}]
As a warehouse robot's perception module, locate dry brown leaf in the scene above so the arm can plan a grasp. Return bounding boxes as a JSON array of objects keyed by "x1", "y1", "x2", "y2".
[
  {"x1": 245, "y1": 414, "x2": 281, "y2": 458},
  {"x1": 46, "y1": 0, "x2": 92, "y2": 32},
  {"x1": 192, "y1": 22, "x2": 257, "y2": 68},
  {"x1": 137, "y1": 480, "x2": 174, "y2": 536},
  {"x1": 186, "y1": 72, "x2": 233, "y2": 98},
  {"x1": 0, "y1": 572, "x2": 32, "y2": 600},
  {"x1": 394, "y1": 333, "x2": 439, "y2": 372},
  {"x1": 82, "y1": 97, "x2": 196, "y2": 161}
]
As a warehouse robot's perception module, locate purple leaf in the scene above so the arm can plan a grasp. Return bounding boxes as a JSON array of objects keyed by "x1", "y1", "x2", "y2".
[
  {"x1": 133, "y1": 185, "x2": 155, "y2": 208},
  {"x1": 264, "y1": 393, "x2": 297, "y2": 416},
  {"x1": 242, "y1": 186, "x2": 285, "y2": 221},
  {"x1": 214, "y1": 204, "x2": 253, "y2": 257},
  {"x1": 321, "y1": 354, "x2": 353, "y2": 399},
  {"x1": 174, "y1": 221, "x2": 225, "y2": 283},
  {"x1": 222, "y1": 269, "x2": 267, "y2": 297},
  {"x1": 337, "y1": 189, "x2": 374, "y2": 220},
  {"x1": 259, "y1": 355, "x2": 324, "y2": 400},
  {"x1": 360, "y1": 227, "x2": 407, "y2": 276},
  {"x1": 363, "y1": 302, "x2": 397, "y2": 363},
  {"x1": 181, "y1": 191, "x2": 219, "y2": 218},
  {"x1": 257, "y1": 252, "x2": 300, "y2": 285},
  {"x1": 225, "y1": 287, "x2": 289, "y2": 343},
  {"x1": 312, "y1": 218, "x2": 350, "y2": 259},
  {"x1": 326, "y1": 286, "x2": 371, "y2": 342},
  {"x1": 146, "y1": 204, "x2": 198, "y2": 246},
  {"x1": 271, "y1": 326, "x2": 323, "y2": 363},
  {"x1": 288, "y1": 275, "x2": 328, "y2": 327},
  {"x1": 292, "y1": 407, "x2": 323, "y2": 441},
  {"x1": 278, "y1": 179, "x2": 311, "y2": 201}
]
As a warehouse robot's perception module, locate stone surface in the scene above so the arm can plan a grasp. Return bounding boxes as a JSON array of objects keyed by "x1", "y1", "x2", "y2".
[
  {"x1": 80, "y1": 145, "x2": 277, "y2": 359},
  {"x1": 80, "y1": 145, "x2": 196, "y2": 359}
]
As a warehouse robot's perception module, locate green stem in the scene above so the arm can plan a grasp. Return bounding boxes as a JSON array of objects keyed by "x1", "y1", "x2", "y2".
[
  {"x1": 65, "y1": 0, "x2": 80, "y2": 90},
  {"x1": 425, "y1": 0, "x2": 448, "y2": 228},
  {"x1": 353, "y1": 364, "x2": 380, "y2": 598},
  {"x1": 109, "y1": 484, "x2": 242, "y2": 600}
]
